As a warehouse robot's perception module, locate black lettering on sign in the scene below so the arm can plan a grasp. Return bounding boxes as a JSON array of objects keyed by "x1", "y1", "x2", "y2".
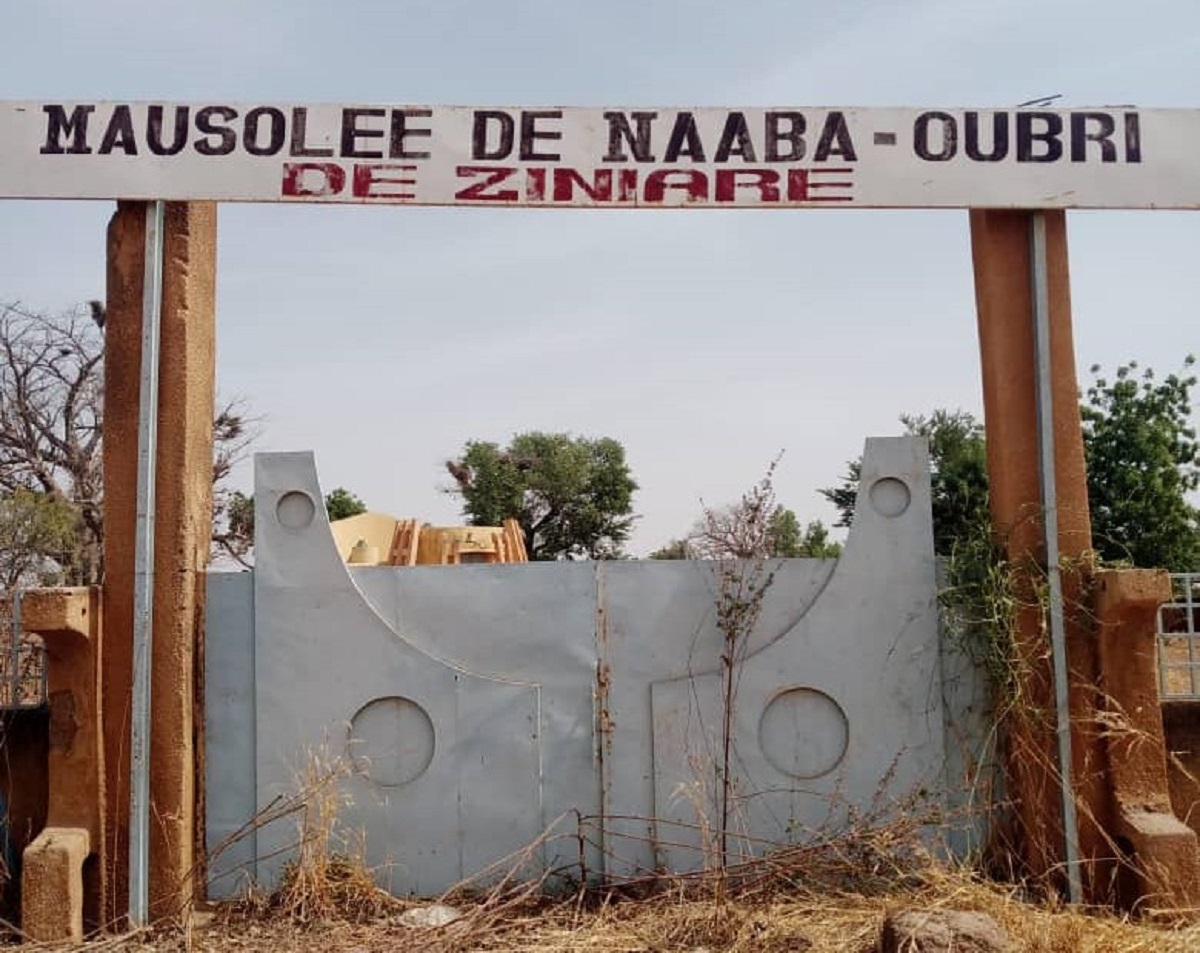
[
  {"x1": 472, "y1": 111, "x2": 515, "y2": 160},
  {"x1": 341, "y1": 108, "x2": 385, "y2": 159},
  {"x1": 814, "y1": 112, "x2": 856, "y2": 161},
  {"x1": 1016, "y1": 112, "x2": 1062, "y2": 162},
  {"x1": 147, "y1": 105, "x2": 190, "y2": 156},
  {"x1": 664, "y1": 113, "x2": 705, "y2": 162},
  {"x1": 964, "y1": 112, "x2": 1007, "y2": 161},
  {"x1": 194, "y1": 106, "x2": 238, "y2": 156},
  {"x1": 1124, "y1": 113, "x2": 1142, "y2": 163},
  {"x1": 245, "y1": 106, "x2": 286, "y2": 157},
  {"x1": 1070, "y1": 112, "x2": 1116, "y2": 162},
  {"x1": 520, "y1": 110, "x2": 562, "y2": 161},
  {"x1": 714, "y1": 112, "x2": 755, "y2": 162},
  {"x1": 290, "y1": 108, "x2": 333, "y2": 157},
  {"x1": 455, "y1": 165, "x2": 519, "y2": 201},
  {"x1": 603, "y1": 111, "x2": 657, "y2": 162},
  {"x1": 41, "y1": 104, "x2": 95, "y2": 155},
  {"x1": 98, "y1": 105, "x2": 138, "y2": 155},
  {"x1": 390, "y1": 108, "x2": 432, "y2": 159},
  {"x1": 914, "y1": 112, "x2": 957, "y2": 161},
  {"x1": 765, "y1": 111, "x2": 805, "y2": 162}
]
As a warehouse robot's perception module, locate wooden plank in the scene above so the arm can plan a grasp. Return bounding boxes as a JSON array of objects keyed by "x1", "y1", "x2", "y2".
[{"x1": 387, "y1": 518, "x2": 420, "y2": 566}]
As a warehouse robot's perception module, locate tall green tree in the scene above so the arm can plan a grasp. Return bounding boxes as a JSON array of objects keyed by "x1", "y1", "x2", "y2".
[
  {"x1": 445, "y1": 432, "x2": 637, "y2": 561},
  {"x1": 822, "y1": 361, "x2": 1200, "y2": 571},
  {"x1": 1083, "y1": 358, "x2": 1200, "y2": 570},
  {"x1": 0, "y1": 489, "x2": 79, "y2": 588},
  {"x1": 213, "y1": 486, "x2": 368, "y2": 561},
  {"x1": 822, "y1": 409, "x2": 990, "y2": 558},
  {"x1": 784, "y1": 516, "x2": 844, "y2": 559},
  {"x1": 324, "y1": 486, "x2": 368, "y2": 522}
]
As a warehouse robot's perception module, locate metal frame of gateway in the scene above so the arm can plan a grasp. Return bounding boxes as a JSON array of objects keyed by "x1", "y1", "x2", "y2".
[
  {"x1": 1159, "y1": 572, "x2": 1200, "y2": 699},
  {"x1": 9, "y1": 99, "x2": 1192, "y2": 917}
]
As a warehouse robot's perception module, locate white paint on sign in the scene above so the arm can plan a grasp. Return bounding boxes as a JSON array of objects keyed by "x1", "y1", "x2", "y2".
[{"x1": 0, "y1": 101, "x2": 1191, "y2": 208}]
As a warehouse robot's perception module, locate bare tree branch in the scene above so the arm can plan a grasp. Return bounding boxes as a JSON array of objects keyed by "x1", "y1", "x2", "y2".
[{"x1": 0, "y1": 300, "x2": 257, "y2": 584}]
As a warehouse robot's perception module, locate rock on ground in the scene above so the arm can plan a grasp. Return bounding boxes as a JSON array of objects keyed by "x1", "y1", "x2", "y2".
[
  {"x1": 879, "y1": 909, "x2": 1012, "y2": 953},
  {"x1": 394, "y1": 903, "x2": 463, "y2": 929}
]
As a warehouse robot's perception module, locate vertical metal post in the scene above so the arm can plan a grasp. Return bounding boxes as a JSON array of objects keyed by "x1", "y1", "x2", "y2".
[
  {"x1": 1029, "y1": 211, "x2": 1083, "y2": 905},
  {"x1": 128, "y1": 200, "x2": 165, "y2": 928}
]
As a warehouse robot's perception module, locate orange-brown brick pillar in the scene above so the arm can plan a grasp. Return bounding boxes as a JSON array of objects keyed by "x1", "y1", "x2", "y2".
[
  {"x1": 969, "y1": 209, "x2": 1113, "y2": 898},
  {"x1": 103, "y1": 202, "x2": 217, "y2": 924}
]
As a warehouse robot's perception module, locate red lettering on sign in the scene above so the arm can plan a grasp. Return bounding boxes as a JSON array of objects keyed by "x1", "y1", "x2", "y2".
[
  {"x1": 525, "y1": 167, "x2": 546, "y2": 201},
  {"x1": 643, "y1": 169, "x2": 708, "y2": 203},
  {"x1": 553, "y1": 168, "x2": 613, "y2": 202},
  {"x1": 618, "y1": 168, "x2": 639, "y2": 202},
  {"x1": 715, "y1": 169, "x2": 780, "y2": 202},
  {"x1": 788, "y1": 167, "x2": 855, "y2": 202},
  {"x1": 455, "y1": 165, "x2": 519, "y2": 201},
  {"x1": 352, "y1": 163, "x2": 417, "y2": 199},
  {"x1": 282, "y1": 162, "x2": 346, "y2": 197}
]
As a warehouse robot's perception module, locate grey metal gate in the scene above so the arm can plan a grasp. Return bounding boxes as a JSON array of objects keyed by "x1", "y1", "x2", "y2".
[{"x1": 204, "y1": 437, "x2": 989, "y2": 898}]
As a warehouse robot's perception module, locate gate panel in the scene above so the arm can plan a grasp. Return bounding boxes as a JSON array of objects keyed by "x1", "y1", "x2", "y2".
[
  {"x1": 205, "y1": 437, "x2": 970, "y2": 898},
  {"x1": 251, "y1": 453, "x2": 544, "y2": 895}
]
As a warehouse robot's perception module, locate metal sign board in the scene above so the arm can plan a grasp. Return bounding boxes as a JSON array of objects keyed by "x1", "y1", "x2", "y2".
[{"x1": 0, "y1": 101, "x2": 1193, "y2": 208}]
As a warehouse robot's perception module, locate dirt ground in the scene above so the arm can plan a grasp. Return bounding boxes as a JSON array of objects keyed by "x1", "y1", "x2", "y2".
[{"x1": 27, "y1": 873, "x2": 1199, "y2": 953}]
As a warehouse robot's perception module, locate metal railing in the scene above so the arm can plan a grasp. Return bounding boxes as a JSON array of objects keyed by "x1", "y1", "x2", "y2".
[
  {"x1": 1158, "y1": 573, "x2": 1200, "y2": 699},
  {"x1": 0, "y1": 590, "x2": 48, "y2": 710}
]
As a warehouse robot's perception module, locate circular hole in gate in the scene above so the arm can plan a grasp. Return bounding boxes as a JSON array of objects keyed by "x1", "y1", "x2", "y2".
[
  {"x1": 275, "y1": 490, "x2": 316, "y2": 529},
  {"x1": 868, "y1": 477, "x2": 911, "y2": 518},
  {"x1": 347, "y1": 696, "x2": 436, "y2": 787},
  {"x1": 758, "y1": 687, "x2": 849, "y2": 780}
]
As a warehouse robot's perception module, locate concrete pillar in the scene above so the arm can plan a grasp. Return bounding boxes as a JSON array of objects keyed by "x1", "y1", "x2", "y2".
[
  {"x1": 21, "y1": 828, "x2": 90, "y2": 943},
  {"x1": 102, "y1": 202, "x2": 217, "y2": 924},
  {"x1": 1094, "y1": 569, "x2": 1200, "y2": 909},
  {"x1": 20, "y1": 587, "x2": 105, "y2": 934},
  {"x1": 969, "y1": 210, "x2": 1112, "y2": 896}
]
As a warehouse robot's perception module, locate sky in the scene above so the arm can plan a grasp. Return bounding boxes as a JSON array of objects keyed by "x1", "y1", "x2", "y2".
[{"x1": 0, "y1": 0, "x2": 1198, "y2": 554}]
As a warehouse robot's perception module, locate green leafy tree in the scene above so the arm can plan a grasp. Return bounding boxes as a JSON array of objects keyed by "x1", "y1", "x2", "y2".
[
  {"x1": 766, "y1": 506, "x2": 804, "y2": 557},
  {"x1": 649, "y1": 539, "x2": 692, "y2": 560},
  {"x1": 221, "y1": 491, "x2": 256, "y2": 558},
  {"x1": 0, "y1": 489, "x2": 79, "y2": 588},
  {"x1": 823, "y1": 363, "x2": 1200, "y2": 571},
  {"x1": 445, "y1": 432, "x2": 637, "y2": 561},
  {"x1": 659, "y1": 507, "x2": 841, "y2": 560},
  {"x1": 790, "y1": 517, "x2": 844, "y2": 558},
  {"x1": 665, "y1": 453, "x2": 843, "y2": 561},
  {"x1": 822, "y1": 409, "x2": 990, "y2": 558},
  {"x1": 1083, "y1": 357, "x2": 1200, "y2": 571},
  {"x1": 212, "y1": 486, "x2": 368, "y2": 560},
  {"x1": 324, "y1": 487, "x2": 368, "y2": 522}
]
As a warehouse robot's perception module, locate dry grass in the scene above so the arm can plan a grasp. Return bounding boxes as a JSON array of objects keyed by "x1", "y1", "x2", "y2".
[
  {"x1": 40, "y1": 860, "x2": 1198, "y2": 953},
  {"x1": 31, "y1": 803, "x2": 1196, "y2": 953},
  {"x1": 6, "y1": 751, "x2": 1200, "y2": 951}
]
